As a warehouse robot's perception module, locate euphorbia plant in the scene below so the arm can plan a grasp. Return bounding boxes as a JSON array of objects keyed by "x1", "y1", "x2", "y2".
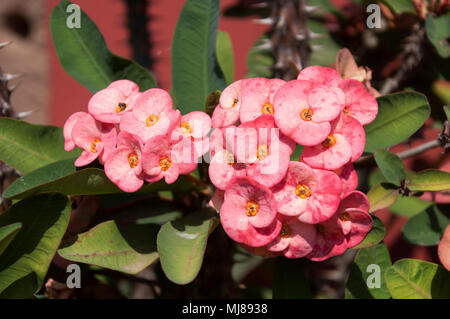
[{"x1": 0, "y1": 0, "x2": 449, "y2": 299}]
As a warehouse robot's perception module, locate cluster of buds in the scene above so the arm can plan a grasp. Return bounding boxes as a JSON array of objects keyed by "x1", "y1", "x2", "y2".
[{"x1": 209, "y1": 66, "x2": 378, "y2": 261}]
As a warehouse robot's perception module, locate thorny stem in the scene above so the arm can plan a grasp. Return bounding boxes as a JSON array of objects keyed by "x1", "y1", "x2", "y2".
[{"x1": 355, "y1": 121, "x2": 450, "y2": 168}]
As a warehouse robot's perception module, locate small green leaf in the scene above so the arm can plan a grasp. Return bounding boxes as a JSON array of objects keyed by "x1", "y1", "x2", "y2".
[
  {"x1": 273, "y1": 258, "x2": 312, "y2": 299},
  {"x1": 352, "y1": 215, "x2": 386, "y2": 249},
  {"x1": 157, "y1": 209, "x2": 219, "y2": 285},
  {"x1": 402, "y1": 205, "x2": 450, "y2": 246},
  {"x1": 444, "y1": 105, "x2": 450, "y2": 121},
  {"x1": 364, "y1": 92, "x2": 430, "y2": 153},
  {"x1": 408, "y1": 169, "x2": 450, "y2": 192},
  {"x1": 367, "y1": 183, "x2": 399, "y2": 212},
  {"x1": 0, "y1": 194, "x2": 71, "y2": 298},
  {"x1": 172, "y1": 0, "x2": 226, "y2": 114},
  {"x1": 58, "y1": 220, "x2": 159, "y2": 274},
  {"x1": 4, "y1": 159, "x2": 193, "y2": 199},
  {"x1": 216, "y1": 31, "x2": 234, "y2": 85},
  {"x1": 0, "y1": 223, "x2": 22, "y2": 256},
  {"x1": 246, "y1": 34, "x2": 273, "y2": 78},
  {"x1": 374, "y1": 149, "x2": 405, "y2": 186},
  {"x1": 231, "y1": 246, "x2": 264, "y2": 283},
  {"x1": 389, "y1": 196, "x2": 432, "y2": 218},
  {"x1": 50, "y1": 0, "x2": 156, "y2": 93},
  {"x1": 385, "y1": 259, "x2": 450, "y2": 299},
  {"x1": 346, "y1": 243, "x2": 392, "y2": 299},
  {"x1": 426, "y1": 14, "x2": 450, "y2": 59},
  {"x1": 0, "y1": 118, "x2": 80, "y2": 174}
]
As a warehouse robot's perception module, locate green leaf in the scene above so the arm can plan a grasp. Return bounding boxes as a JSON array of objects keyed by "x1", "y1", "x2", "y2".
[
  {"x1": 157, "y1": 209, "x2": 219, "y2": 285},
  {"x1": 4, "y1": 159, "x2": 193, "y2": 199},
  {"x1": 389, "y1": 196, "x2": 432, "y2": 218},
  {"x1": 246, "y1": 34, "x2": 273, "y2": 78},
  {"x1": 308, "y1": 19, "x2": 341, "y2": 66},
  {"x1": 379, "y1": 0, "x2": 415, "y2": 14},
  {"x1": 367, "y1": 183, "x2": 399, "y2": 213},
  {"x1": 58, "y1": 220, "x2": 159, "y2": 274},
  {"x1": 346, "y1": 243, "x2": 392, "y2": 299},
  {"x1": 444, "y1": 105, "x2": 450, "y2": 121},
  {"x1": 374, "y1": 149, "x2": 405, "y2": 186},
  {"x1": 50, "y1": 0, "x2": 156, "y2": 93},
  {"x1": 408, "y1": 169, "x2": 450, "y2": 192},
  {"x1": 364, "y1": 92, "x2": 430, "y2": 153},
  {"x1": 426, "y1": 14, "x2": 450, "y2": 59},
  {"x1": 0, "y1": 194, "x2": 71, "y2": 298},
  {"x1": 352, "y1": 215, "x2": 386, "y2": 249},
  {"x1": 385, "y1": 258, "x2": 450, "y2": 299},
  {"x1": 0, "y1": 118, "x2": 80, "y2": 174},
  {"x1": 171, "y1": 0, "x2": 226, "y2": 114},
  {"x1": 0, "y1": 223, "x2": 22, "y2": 256},
  {"x1": 402, "y1": 205, "x2": 450, "y2": 246},
  {"x1": 231, "y1": 248, "x2": 264, "y2": 283},
  {"x1": 273, "y1": 258, "x2": 312, "y2": 299},
  {"x1": 216, "y1": 31, "x2": 234, "y2": 85}
]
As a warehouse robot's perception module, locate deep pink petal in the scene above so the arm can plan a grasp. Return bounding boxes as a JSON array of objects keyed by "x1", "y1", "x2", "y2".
[{"x1": 211, "y1": 104, "x2": 240, "y2": 128}]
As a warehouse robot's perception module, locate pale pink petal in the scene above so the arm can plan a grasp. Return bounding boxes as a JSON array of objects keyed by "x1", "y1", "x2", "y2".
[
  {"x1": 335, "y1": 162, "x2": 358, "y2": 198},
  {"x1": 284, "y1": 222, "x2": 317, "y2": 258},
  {"x1": 74, "y1": 150, "x2": 101, "y2": 167},
  {"x1": 332, "y1": 113, "x2": 366, "y2": 162},
  {"x1": 182, "y1": 111, "x2": 212, "y2": 139},
  {"x1": 339, "y1": 79, "x2": 378, "y2": 125},
  {"x1": 211, "y1": 104, "x2": 240, "y2": 128},
  {"x1": 104, "y1": 146, "x2": 143, "y2": 192},
  {"x1": 308, "y1": 85, "x2": 343, "y2": 122},
  {"x1": 209, "y1": 150, "x2": 246, "y2": 190},
  {"x1": 345, "y1": 210, "x2": 372, "y2": 248},
  {"x1": 297, "y1": 66, "x2": 342, "y2": 87},
  {"x1": 438, "y1": 225, "x2": 450, "y2": 271},
  {"x1": 291, "y1": 121, "x2": 331, "y2": 147},
  {"x1": 301, "y1": 133, "x2": 352, "y2": 170},
  {"x1": 107, "y1": 79, "x2": 139, "y2": 97},
  {"x1": 220, "y1": 79, "x2": 244, "y2": 109}
]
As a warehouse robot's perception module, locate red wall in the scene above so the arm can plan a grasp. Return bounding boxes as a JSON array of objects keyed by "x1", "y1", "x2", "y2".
[{"x1": 47, "y1": 0, "x2": 267, "y2": 126}]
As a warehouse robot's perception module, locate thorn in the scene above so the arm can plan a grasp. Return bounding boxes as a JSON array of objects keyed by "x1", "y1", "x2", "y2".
[
  {"x1": 305, "y1": 5, "x2": 319, "y2": 13},
  {"x1": 0, "y1": 73, "x2": 21, "y2": 81},
  {"x1": 253, "y1": 17, "x2": 273, "y2": 25},
  {"x1": 255, "y1": 40, "x2": 272, "y2": 51},
  {"x1": 16, "y1": 110, "x2": 35, "y2": 119},
  {"x1": 309, "y1": 31, "x2": 323, "y2": 39},
  {"x1": 8, "y1": 82, "x2": 20, "y2": 92},
  {"x1": 296, "y1": 33, "x2": 305, "y2": 41},
  {"x1": 0, "y1": 42, "x2": 11, "y2": 49}
]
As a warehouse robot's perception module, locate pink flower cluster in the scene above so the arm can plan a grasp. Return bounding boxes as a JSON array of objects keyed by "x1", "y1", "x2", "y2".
[
  {"x1": 209, "y1": 66, "x2": 377, "y2": 261},
  {"x1": 64, "y1": 80, "x2": 210, "y2": 192}
]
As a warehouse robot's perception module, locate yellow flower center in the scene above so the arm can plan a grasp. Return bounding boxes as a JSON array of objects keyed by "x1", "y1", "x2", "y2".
[
  {"x1": 280, "y1": 224, "x2": 291, "y2": 238},
  {"x1": 295, "y1": 184, "x2": 311, "y2": 199},
  {"x1": 159, "y1": 157, "x2": 171, "y2": 171},
  {"x1": 128, "y1": 153, "x2": 139, "y2": 168},
  {"x1": 261, "y1": 102, "x2": 274, "y2": 114},
  {"x1": 322, "y1": 134, "x2": 337, "y2": 148},
  {"x1": 225, "y1": 151, "x2": 235, "y2": 166},
  {"x1": 116, "y1": 102, "x2": 127, "y2": 113},
  {"x1": 90, "y1": 138, "x2": 100, "y2": 153},
  {"x1": 146, "y1": 114, "x2": 159, "y2": 127},
  {"x1": 300, "y1": 108, "x2": 313, "y2": 121},
  {"x1": 257, "y1": 144, "x2": 269, "y2": 160},
  {"x1": 343, "y1": 107, "x2": 351, "y2": 115},
  {"x1": 180, "y1": 121, "x2": 192, "y2": 136},
  {"x1": 339, "y1": 212, "x2": 350, "y2": 222},
  {"x1": 232, "y1": 98, "x2": 239, "y2": 107},
  {"x1": 246, "y1": 201, "x2": 259, "y2": 216}
]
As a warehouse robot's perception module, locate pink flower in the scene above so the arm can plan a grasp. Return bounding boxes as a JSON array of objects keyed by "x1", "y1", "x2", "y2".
[
  {"x1": 208, "y1": 189, "x2": 224, "y2": 213},
  {"x1": 336, "y1": 191, "x2": 372, "y2": 248},
  {"x1": 266, "y1": 217, "x2": 316, "y2": 259},
  {"x1": 63, "y1": 112, "x2": 90, "y2": 151},
  {"x1": 88, "y1": 80, "x2": 140, "y2": 124},
  {"x1": 234, "y1": 115, "x2": 291, "y2": 188},
  {"x1": 339, "y1": 79, "x2": 378, "y2": 125},
  {"x1": 273, "y1": 80, "x2": 343, "y2": 146},
  {"x1": 272, "y1": 161, "x2": 342, "y2": 224},
  {"x1": 170, "y1": 111, "x2": 211, "y2": 156},
  {"x1": 220, "y1": 177, "x2": 281, "y2": 247},
  {"x1": 334, "y1": 162, "x2": 358, "y2": 198},
  {"x1": 297, "y1": 65, "x2": 345, "y2": 103},
  {"x1": 301, "y1": 113, "x2": 365, "y2": 170},
  {"x1": 208, "y1": 149, "x2": 246, "y2": 190},
  {"x1": 142, "y1": 135, "x2": 198, "y2": 184},
  {"x1": 70, "y1": 113, "x2": 117, "y2": 167},
  {"x1": 306, "y1": 216, "x2": 347, "y2": 262},
  {"x1": 239, "y1": 78, "x2": 285, "y2": 123},
  {"x1": 211, "y1": 80, "x2": 244, "y2": 128},
  {"x1": 120, "y1": 88, "x2": 180, "y2": 143},
  {"x1": 104, "y1": 132, "x2": 144, "y2": 193}
]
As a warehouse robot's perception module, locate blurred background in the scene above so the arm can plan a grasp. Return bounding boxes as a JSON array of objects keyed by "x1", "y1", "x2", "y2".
[{"x1": 0, "y1": 0, "x2": 449, "y2": 298}]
